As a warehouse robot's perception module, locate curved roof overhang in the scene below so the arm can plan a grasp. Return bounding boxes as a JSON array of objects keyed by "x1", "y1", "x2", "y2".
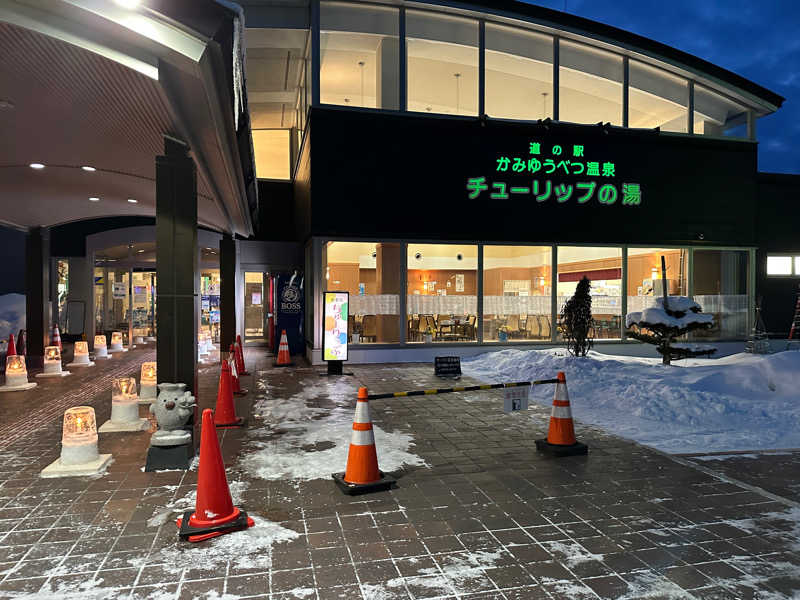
[{"x1": 0, "y1": 0, "x2": 256, "y2": 236}]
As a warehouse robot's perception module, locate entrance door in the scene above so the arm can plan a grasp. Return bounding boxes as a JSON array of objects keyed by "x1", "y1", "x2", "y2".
[
  {"x1": 244, "y1": 271, "x2": 271, "y2": 345},
  {"x1": 131, "y1": 270, "x2": 156, "y2": 338}
]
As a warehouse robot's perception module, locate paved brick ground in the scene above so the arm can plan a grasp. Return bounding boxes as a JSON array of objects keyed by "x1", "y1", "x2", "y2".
[{"x1": 0, "y1": 348, "x2": 798, "y2": 599}]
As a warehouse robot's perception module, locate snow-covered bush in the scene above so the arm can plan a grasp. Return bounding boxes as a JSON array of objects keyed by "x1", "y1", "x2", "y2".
[
  {"x1": 626, "y1": 296, "x2": 716, "y2": 365},
  {"x1": 560, "y1": 276, "x2": 593, "y2": 357}
]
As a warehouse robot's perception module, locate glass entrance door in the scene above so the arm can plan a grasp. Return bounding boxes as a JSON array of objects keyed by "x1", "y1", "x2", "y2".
[
  {"x1": 132, "y1": 270, "x2": 156, "y2": 339},
  {"x1": 244, "y1": 271, "x2": 270, "y2": 344}
]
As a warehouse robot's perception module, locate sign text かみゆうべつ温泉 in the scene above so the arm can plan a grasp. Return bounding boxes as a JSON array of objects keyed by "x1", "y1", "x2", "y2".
[{"x1": 467, "y1": 142, "x2": 641, "y2": 206}]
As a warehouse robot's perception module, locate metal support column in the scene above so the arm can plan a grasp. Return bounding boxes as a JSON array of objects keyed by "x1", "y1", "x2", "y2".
[
  {"x1": 219, "y1": 234, "x2": 236, "y2": 359},
  {"x1": 24, "y1": 227, "x2": 50, "y2": 367}
]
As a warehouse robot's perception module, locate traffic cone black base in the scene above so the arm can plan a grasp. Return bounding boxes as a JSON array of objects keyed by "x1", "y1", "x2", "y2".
[
  {"x1": 332, "y1": 471, "x2": 395, "y2": 496},
  {"x1": 535, "y1": 439, "x2": 588, "y2": 457},
  {"x1": 272, "y1": 361, "x2": 294, "y2": 367},
  {"x1": 215, "y1": 416, "x2": 246, "y2": 429},
  {"x1": 177, "y1": 508, "x2": 253, "y2": 542}
]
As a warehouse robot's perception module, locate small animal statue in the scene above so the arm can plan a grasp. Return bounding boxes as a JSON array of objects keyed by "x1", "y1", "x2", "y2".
[{"x1": 149, "y1": 383, "x2": 196, "y2": 446}]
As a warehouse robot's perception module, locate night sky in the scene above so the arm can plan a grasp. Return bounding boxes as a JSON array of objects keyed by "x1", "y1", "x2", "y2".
[
  {"x1": 1, "y1": 1, "x2": 798, "y2": 294},
  {"x1": 527, "y1": 0, "x2": 800, "y2": 174}
]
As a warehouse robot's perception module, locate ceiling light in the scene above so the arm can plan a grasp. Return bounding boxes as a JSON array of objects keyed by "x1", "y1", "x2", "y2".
[
  {"x1": 89, "y1": 197, "x2": 100, "y2": 202},
  {"x1": 137, "y1": 249, "x2": 145, "y2": 253},
  {"x1": 30, "y1": 163, "x2": 45, "y2": 169},
  {"x1": 127, "y1": 198, "x2": 138, "y2": 203},
  {"x1": 114, "y1": 0, "x2": 141, "y2": 8},
  {"x1": 0, "y1": 100, "x2": 14, "y2": 110},
  {"x1": 81, "y1": 166, "x2": 96, "y2": 172}
]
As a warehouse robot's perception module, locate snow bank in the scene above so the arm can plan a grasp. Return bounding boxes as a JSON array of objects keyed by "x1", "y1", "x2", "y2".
[
  {"x1": 242, "y1": 378, "x2": 427, "y2": 481},
  {"x1": 0, "y1": 293, "x2": 24, "y2": 346},
  {"x1": 463, "y1": 348, "x2": 800, "y2": 453}
]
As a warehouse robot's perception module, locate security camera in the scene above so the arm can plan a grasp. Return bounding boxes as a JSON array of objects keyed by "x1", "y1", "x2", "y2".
[
  {"x1": 456, "y1": 253, "x2": 463, "y2": 261},
  {"x1": 415, "y1": 252, "x2": 422, "y2": 260},
  {"x1": 372, "y1": 251, "x2": 376, "y2": 258}
]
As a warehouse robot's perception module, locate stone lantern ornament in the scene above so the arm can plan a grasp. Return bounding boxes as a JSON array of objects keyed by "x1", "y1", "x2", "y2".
[
  {"x1": 145, "y1": 383, "x2": 196, "y2": 471},
  {"x1": 108, "y1": 331, "x2": 127, "y2": 353},
  {"x1": 36, "y1": 346, "x2": 71, "y2": 378},
  {"x1": 67, "y1": 341, "x2": 95, "y2": 368},
  {"x1": 41, "y1": 406, "x2": 112, "y2": 477},
  {"x1": 0, "y1": 355, "x2": 37, "y2": 392},
  {"x1": 99, "y1": 377, "x2": 150, "y2": 433},
  {"x1": 94, "y1": 335, "x2": 110, "y2": 359},
  {"x1": 138, "y1": 361, "x2": 157, "y2": 404}
]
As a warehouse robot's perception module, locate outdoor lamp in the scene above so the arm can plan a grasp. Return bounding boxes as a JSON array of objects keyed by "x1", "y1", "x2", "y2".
[
  {"x1": 94, "y1": 334, "x2": 109, "y2": 359},
  {"x1": 109, "y1": 331, "x2": 125, "y2": 352},
  {"x1": 67, "y1": 341, "x2": 94, "y2": 368},
  {"x1": 139, "y1": 361, "x2": 157, "y2": 401},
  {"x1": 37, "y1": 345, "x2": 69, "y2": 378},
  {"x1": 41, "y1": 406, "x2": 112, "y2": 477},
  {"x1": 2, "y1": 355, "x2": 36, "y2": 390},
  {"x1": 110, "y1": 377, "x2": 139, "y2": 423}
]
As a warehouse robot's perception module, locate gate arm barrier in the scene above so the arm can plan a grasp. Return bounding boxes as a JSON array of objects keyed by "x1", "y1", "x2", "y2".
[{"x1": 367, "y1": 379, "x2": 560, "y2": 400}]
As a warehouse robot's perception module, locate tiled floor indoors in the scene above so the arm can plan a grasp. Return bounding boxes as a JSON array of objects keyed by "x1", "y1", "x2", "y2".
[{"x1": 0, "y1": 345, "x2": 797, "y2": 599}]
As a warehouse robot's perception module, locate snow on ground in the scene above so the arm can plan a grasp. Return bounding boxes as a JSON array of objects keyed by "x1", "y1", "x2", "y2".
[
  {"x1": 0, "y1": 293, "x2": 24, "y2": 347},
  {"x1": 462, "y1": 348, "x2": 800, "y2": 454},
  {"x1": 242, "y1": 377, "x2": 427, "y2": 481}
]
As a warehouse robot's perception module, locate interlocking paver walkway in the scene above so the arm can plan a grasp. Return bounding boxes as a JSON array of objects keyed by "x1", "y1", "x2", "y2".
[{"x1": 0, "y1": 348, "x2": 797, "y2": 599}]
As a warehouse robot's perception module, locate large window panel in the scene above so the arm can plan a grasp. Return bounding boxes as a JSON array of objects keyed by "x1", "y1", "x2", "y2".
[
  {"x1": 557, "y1": 246, "x2": 622, "y2": 339},
  {"x1": 629, "y1": 60, "x2": 688, "y2": 132},
  {"x1": 485, "y1": 24, "x2": 553, "y2": 120},
  {"x1": 321, "y1": 2, "x2": 399, "y2": 109},
  {"x1": 326, "y1": 241, "x2": 402, "y2": 343},
  {"x1": 692, "y1": 249, "x2": 749, "y2": 339},
  {"x1": 483, "y1": 246, "x2": 552, "y2": 342},
  {"x1": 694, "y1": 85, "x2": 749, "y2": 138},
  {"x1": 407, "y1": 244, "x2": 477, "y2": 342},
  {"x1": 407, "y1": 10, "x2": 478, "y2": 115},
  {"x1": 627, "y1": 248, "x2": 688, "y2": 317},
  {"x1": 559, "y1": 40, "x2": 623, "y2": 125},
  {"x1": 252, "y1": 129, "x2": 291, "y2": 180}
]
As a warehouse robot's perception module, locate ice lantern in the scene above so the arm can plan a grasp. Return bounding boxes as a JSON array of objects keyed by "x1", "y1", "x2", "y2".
[
  {"x1": 99, "y1": 377, "x2": 149, "y2": 432},
  {"x1": 109, "y1": 331, "x2": 126, "y2": 352},
  {"x1": 67, "y1": 341, "x2": 94, "y2": 368},
  {"x1": 94, "y1": 335, "x2": 109, "y2": 359},
  {"x1": 36, "y1": 345, "x2": 70, "y2": 378},
  {"x1": 0, "y1": 355, "x2": 37, "y2": 392},
  {"x1": 139, "y1": 361, "x2": 157, "y2": 402},
  {"x1": 42, "y1": 406, "x2": 112, "y2": 477}
]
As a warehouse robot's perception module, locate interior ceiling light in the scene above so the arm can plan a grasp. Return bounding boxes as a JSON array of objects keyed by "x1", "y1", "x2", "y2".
[
  {"x1": 81, "y1": 166, "x2": 96, "y2": 172},
  {"x1": 114, "y1": 0, "x2": 141, "y2": 8},
  {"x1": 29, "y1": 163, "x2": 45, "y2": 169},
  {"x1": 137, "y1": 249, "x2": 145, "y2": 253},
  {"x1": 89, "y1": 197, "x2": 100, "y2": 202},
  {"x1": 127, "y1": 198, "x2": 138, "y2": 203},
  {"x1": 0, "y1": 100, "x2": 14, "y2": 110}
]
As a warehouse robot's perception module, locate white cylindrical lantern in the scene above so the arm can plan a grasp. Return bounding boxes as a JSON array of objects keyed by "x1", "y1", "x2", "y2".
[
  {"x1": 60, "y1": 406, "x2": 99, "y2": 465},
  {"x1": 4, "y1": 355, "x2": 31, "y2": 387},
  {"x1": 67, "y1": 341, "x2": 94, "y2": 368},
  {"x1": 134, "y1": 336, "x2": 144, "y2": 345},
  {"x1": 94, "y1": 335, "x2": 109, "y2": 359},
  {"x1": 37, "y1": 345, "x2": 70, "y2": 378},
  {"x1": 110, "y1": 377, "x2": 139, "y2": 424},
  {"x1": 109, "y1": 331, "x2": 125, "y2": 352},
  {"x1": 139, "y1": 362, "x2": 157, "y2": 401}
]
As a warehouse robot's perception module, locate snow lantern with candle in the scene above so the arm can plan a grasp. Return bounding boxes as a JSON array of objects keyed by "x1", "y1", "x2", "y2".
[
  {"x1": 139, "y1": 361, "x2": 157, "y2": 402},
  {"x1": 36, "y1": 345, "x2": 70, "y2": 378},
  {"x1": 0, "y1": 355, "x2": 37, "y2": 392},
  {"x1": 41, "y1": 406, "x2": 112, "y2": 477},
  {"x1": 109, "y1": 331, "x2": 126, "y2": 352},
  {"x1": 99, "y1": 377, "x2": 149, "y2": 433},
  {"x1": 67, "y1": 341, "x2": 94, "y2": 368},
  {"x1": 94, "y1": 335, "x2": 109, "y2": 359}
]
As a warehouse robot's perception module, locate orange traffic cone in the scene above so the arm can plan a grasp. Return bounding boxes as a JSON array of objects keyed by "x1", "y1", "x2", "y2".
[
  {"x1": 214, "y1": 359, "x2": 245, "y2": 428},
  {"x1": 50, "y1": 324, "x2": 62, "y2": 352},
  {"x1": 6, "y1": 334, "x2": 16, "y2": 356},
  {"x1": 332, "y1": 387, "x2": 395, "y2": 495},
  {"x1": 535, "y1": 372, "x2": 588, "y2": 456},
  {"x1": 177, "y1": 409, "x2": 254, "y2": 542},
  {"x1": 273, "y1": 329, "x2": 293, "y2": 367},
  {"x1": 228, "y1": 345, "x2": 247, "y2": 396},
  {"x1": 235, "y1": 335, "x2": 250, "y2": 375}
]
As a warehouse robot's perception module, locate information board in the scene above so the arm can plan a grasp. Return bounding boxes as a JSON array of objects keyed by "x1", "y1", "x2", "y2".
[
  {"x1": 434, "y1": 356, "x2": 461, "y2": 379},
  {"x1": 112, "y1": 281, "x2": 127, "y2": 299},
  {"x1": 503, "y1": 386, "x2": 530, "y2": 413},
  {"x1": 323, "y1": 291, "x2": 349, "y2": 362}
]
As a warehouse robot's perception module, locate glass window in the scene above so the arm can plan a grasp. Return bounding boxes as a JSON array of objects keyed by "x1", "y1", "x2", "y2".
[
  {"x1": 557, "y1": 247, "x2": 622, "y2": 339},
  {"x1": 407, "y1": 10, "x2": 478, "y2": 115},
  {"x1": 485, "y1": 24, "x2": 553, "y2": 120},
  {"x1": 629, "y1": 60, "x2": 688, "y2": 132},
  {"x1": 692, "y1": 249, "x2": 749, "y2": 339},
  {"x1": 559, "y1": 40, "x2": 622, "y2": 125},
  {"x1": 627, "y1": 248, "x2": 688, "y2": 316},
  {"x1": 483, "y1": 246, "x2": 552, "y2": 342},
  {"x1": 321, "y1": 2, "x2": 399, "y2": 109},
  {"x1": 407, "y1": 244, "x2": 477, "y2": 342},
  {"x1": 767, "y1": 255, "x2": 793, "y2": 276},
  {"x1": 200, "y1": 269, "x2": 220, "y2": 344},
  {"x1": 132, "y1": 271, "x2": 157, "y2": 340},
  {"x1": 694, "y1": 85, "x2": 749, "y2": 138},
  {"x1": 56, "y1": 259, "x2": 69, "y2": 330},
  {"x1": 326, "y1": 241, "x2": 402, "y2": 344},
  {"x1": 94, "y1": 267, "x2": 105, "y2": 333},
  {"x1": 244, "y1": 272, "x2": 265, "y2": 342},
  {"x1": 252, "y1": 129, "x2": 291, "y2": 180}
]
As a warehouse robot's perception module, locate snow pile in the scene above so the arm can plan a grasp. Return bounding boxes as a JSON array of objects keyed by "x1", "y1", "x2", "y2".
[
  {"x1": 0, "y1": 293, "x2": 24, "y2": 345},
  {"x1": 243, "y1": 378, "x2": 427, "y2": 481},
  {"x1": 463, "y1": 348, "x2": 800, "y2": 453},
  {"x1": 626, "y1": 295, "x2": 713, "y2": 329}
]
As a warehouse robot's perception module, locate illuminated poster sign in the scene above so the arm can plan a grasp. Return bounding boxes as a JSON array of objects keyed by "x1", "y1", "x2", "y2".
[
  {"x1": 467, "y1": 141, "x2": 642, "y2": 206},
  {"x1": 323, "y1": 291, "x2": 349, "y2": 362}
]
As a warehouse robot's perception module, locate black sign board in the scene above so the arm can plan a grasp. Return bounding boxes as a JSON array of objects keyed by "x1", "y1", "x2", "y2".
[{"x1": 435, "y1": 356, "x2": 462, "y2": 379}]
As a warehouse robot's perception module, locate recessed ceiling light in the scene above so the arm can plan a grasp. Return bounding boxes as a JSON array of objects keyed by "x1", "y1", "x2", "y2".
[
  {"x1": 30, "y1": 163, "x2": 45, "y2": 169},
  {"x1": 0, "y1": 100, "x2": 14, "y2": 110},
  {"x1": 89, "y1": 197, "x2": 100, "y2": 202},
  {"x1": 127, "y1": 198, "x2": 138, "y2": 203},
  {"x1": 81, "y1": 166, "x2": 96, "y2": 172},
  {"x1": 137, "y1": 249, "x2": 145, "y2": 253},
  {"x1": 114, "y1": 0, "x2": 141, "y2": 8}
]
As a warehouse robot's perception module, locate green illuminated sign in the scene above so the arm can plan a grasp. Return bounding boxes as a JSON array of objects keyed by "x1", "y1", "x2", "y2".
[{"x1": 467, "y1": 141, "x2": 641, "y2": 206}]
